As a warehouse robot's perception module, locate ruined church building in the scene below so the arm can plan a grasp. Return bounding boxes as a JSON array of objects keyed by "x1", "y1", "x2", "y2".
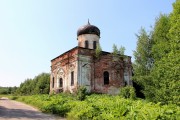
[{"x1": 50, "y1": 21, "x2": 132, "y2": 94}]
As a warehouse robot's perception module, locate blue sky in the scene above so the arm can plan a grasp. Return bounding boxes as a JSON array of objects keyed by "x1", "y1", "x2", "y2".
[{"x1": 0, "y1": 0, "x2": 175, "y2": 87}]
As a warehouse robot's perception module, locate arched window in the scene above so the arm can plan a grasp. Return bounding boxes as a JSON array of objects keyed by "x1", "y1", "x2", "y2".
[
  {"x1": 71, "y1": 71, "x2": 74, "y2": 86},
  {"x1": 93, "y1": 41, "x2": 97, "y2": 49},
  {"x1": 59, "y1": 78, "x2": 63, "y2": 87},
  {"x1": 104, "y1": 71, "x2": 109, "y2": 85},
  {"x1": 85, "y1": 40, "x2": 89, "y2": 48},
  {"x1": 52, "y1": 77, "x2": 54, "y2": 88}
]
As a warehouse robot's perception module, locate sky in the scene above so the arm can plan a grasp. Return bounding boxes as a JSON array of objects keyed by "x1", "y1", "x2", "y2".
[{"x1": 0, "y1": 0, "x2": 175, "y2": 87}]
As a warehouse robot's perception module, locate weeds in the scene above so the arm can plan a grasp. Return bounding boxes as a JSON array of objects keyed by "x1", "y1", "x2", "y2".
[{"x1": 10, "y1": 94, "x2": 179, "y2": 119}]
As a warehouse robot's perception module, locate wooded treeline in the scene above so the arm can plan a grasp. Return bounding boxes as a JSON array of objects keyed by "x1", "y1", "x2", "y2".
[
  {"x1": 0, "y1": 73, "x2": 50, "y2": 95},
  {"x1": 16, "y1": 73, "x2": 50, "y2": 95},
  {"x1": 133, "y1": 0, "x2": 180, "y2": 105},
  {"x1": 0, "y1": 86, "x2": 17, "y2": 94}
]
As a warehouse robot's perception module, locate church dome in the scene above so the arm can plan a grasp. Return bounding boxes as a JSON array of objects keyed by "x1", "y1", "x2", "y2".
[{"x1": 77, "y1": 21, "x2": 100, "y2": 37}]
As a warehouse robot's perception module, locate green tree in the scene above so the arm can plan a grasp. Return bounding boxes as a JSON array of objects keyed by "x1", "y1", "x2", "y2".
[
  {"x1": 133, "y1": 28, "x2": 153, "y2": 84},
  {"x1": 34, "y1": 73, "x2": 50, "y2": 94},
  {"x1": 143, "y1": 14, "x2": 170, "y2": 101},
  {"x1": 119, "y1": 46, "x2": 126, "y2": 55},
  {"x1": 112, "y1": 44, "x2": 118, "y2": 57},
  {"x1": 169, "y1": 0, "x2": 180, "y2": 51},
  {"x1": 146, "y1": 0, "x2": 180, "y2": 105},
  {"x1": 132, "y1": 28, "x2": 153, "y2": 98},
  {"x1": 139, "y1": 14, "x2": 171, "y2": 101},
  {"x1": 151, "y1": 14, "x2": 171, "y2": 61}
]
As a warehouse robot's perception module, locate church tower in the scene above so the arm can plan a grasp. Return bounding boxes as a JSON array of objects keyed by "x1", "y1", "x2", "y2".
[{"x1": 77, "y1": 20, "x2": 100, "y2": 49}]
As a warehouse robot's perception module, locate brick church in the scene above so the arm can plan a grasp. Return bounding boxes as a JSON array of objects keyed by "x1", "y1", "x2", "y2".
[{"x1": 50, "y1": 21, "x2": 133, "y2": 94}]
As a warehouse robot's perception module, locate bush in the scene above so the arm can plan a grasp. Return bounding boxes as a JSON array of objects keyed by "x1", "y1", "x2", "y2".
[
  {"x1": 76, "y1": 86, "x2": 87, "y2": 101},
  {"x1": 119, "y1": 86, "x2": 136, "y2": 99},
  {"x1": 10, "y1": 96, "x2": 19, "y2": 100}
]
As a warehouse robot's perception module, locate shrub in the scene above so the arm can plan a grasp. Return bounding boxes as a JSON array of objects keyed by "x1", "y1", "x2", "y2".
[
  {"x1": 76, "y1": 86, "x2": 87, "y2": 101},
  {"x1": 10, "y1": 96, "x2": 18, "y2": 100},
  {"x1": 119, "y1": 86, "x2": 136, "y2": 99}
]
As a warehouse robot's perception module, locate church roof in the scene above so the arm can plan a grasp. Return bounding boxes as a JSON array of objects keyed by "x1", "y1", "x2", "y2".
[{"x1": 77, "y1": 20, "x2": 100, "y2": 37}]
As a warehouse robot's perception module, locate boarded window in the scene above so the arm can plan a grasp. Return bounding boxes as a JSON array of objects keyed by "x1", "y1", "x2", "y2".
[
  {"x1": 93, "y1": 41, "x2": 97, "y2": 49},
  {"x1": 71, "y1": 71, "x2": 74, "y2": 86},
  {"x1": 104, "y1": 71, "x2": 109, "y2": 85},
  {"x1": 52, "y1": 77, "x2": 55, "y2": 88},
  {"x1": 59, "y1": 78, "x2": 63, "y2": 87},
  {"x1": 85, "y1": 40, "x2": 89, "y2": 48}
]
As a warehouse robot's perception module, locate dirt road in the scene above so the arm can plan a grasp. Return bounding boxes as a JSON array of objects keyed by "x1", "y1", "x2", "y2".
[{"x1": 0, "y1": 97, "x2": 65, "y2": 120}]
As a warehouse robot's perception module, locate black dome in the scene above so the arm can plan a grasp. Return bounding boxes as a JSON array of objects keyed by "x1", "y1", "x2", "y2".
[{"x1": 77, "y1": 21, "x2": 100, "y2": 37}]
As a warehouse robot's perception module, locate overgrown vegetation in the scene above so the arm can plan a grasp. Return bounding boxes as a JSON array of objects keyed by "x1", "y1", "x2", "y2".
[
  {"x1": 112, "y1": 44, "x2": 126, "y2": 56},
  {"x1": 10, "y1": 94, "x2": 179, "y2": 120},
  {"x1": 95, "y1": 44, "x2": 102, "y2": 59}
]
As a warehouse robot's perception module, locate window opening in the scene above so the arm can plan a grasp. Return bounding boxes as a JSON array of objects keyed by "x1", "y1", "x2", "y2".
[
  {"x1": 104, "y1": 71, "x2": 109, "y2": 85},
  {"x1": 52, "y1": 77, "x2": 55, "y2": 88},
  {"x1": 71, "y1": 71, "x2": 74, "y2": 86},
  {"x1": 59, "y1": 78, "x2": 63, "y2": 87},
  {"x1": 85, "y1": 40, "x2": 89, "y2": 48},
  {"x1": 93, "y1": 41, "x2": 97, "y2": 49}
]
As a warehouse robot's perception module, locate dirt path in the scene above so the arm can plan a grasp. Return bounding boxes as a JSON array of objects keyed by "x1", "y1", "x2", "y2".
[{"x1": 0, "y1": 97, "x2": 65, "y2": 120}]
